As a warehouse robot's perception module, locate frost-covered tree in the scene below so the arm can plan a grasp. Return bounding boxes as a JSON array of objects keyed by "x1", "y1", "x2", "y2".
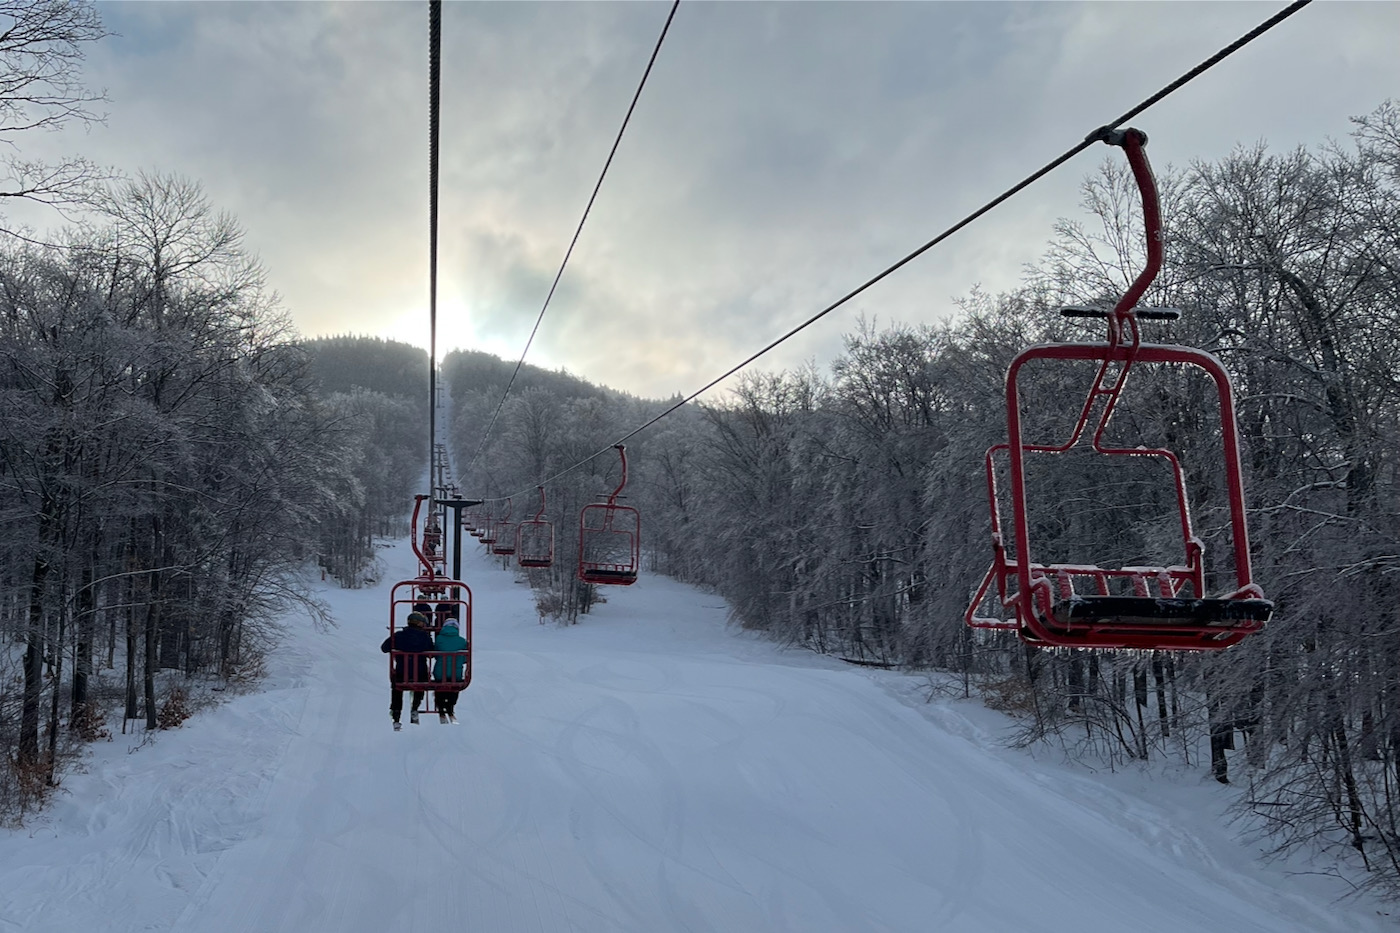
[
  {"x1": 0, "y1": 0, "x2": 107, "y2": 228},
  {"x1": 0, "y1": 178, "x2": 354, "y2": 807}
]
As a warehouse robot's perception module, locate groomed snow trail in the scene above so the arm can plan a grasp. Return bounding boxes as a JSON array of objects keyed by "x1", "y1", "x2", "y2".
[{"x1": 1, "y1": 540, "x2": 1391, "y2": 933}]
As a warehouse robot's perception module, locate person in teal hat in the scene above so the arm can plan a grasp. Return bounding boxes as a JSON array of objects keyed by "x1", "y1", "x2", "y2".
[{"x1": 433, "y1": 605, "x2": 468, "y2": 724}]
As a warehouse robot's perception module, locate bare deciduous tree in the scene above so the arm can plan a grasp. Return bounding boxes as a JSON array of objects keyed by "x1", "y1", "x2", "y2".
[{"x1": 0, "y1": 0, "x2": 107, "y2": 223}]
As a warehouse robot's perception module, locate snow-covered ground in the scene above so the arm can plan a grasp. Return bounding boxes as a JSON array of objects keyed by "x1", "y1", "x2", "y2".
[{"x1": 1, "y1": 540, "x2": 1392, "y2": 933}]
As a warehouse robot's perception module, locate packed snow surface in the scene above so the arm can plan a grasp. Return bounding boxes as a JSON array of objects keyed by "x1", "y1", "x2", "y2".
[{"x1": 1, "y1": 541, "x2": 1391, "y2": 932}]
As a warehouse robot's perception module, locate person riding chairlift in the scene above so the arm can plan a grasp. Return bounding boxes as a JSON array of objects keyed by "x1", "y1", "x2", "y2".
[
  {"x1": 381, "y1": 611, "x2": 433, "y2": 729},
  {"x1": 433, "y1": 604, "x2": 468, "y2": 724}
]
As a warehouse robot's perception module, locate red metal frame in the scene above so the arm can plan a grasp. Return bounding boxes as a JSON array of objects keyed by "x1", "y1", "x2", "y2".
[
  {"x1": 423, "y1": 511, "x2": 446, "y2": 578},
  {"x1": 389, "y1": 499, "x2": 473, "y2": 712},
  {"x1": 491, "y1": 497, "x2": 516, "y2": 556},
  {"x1": 409, "y1": 495, "x2": 444, "y2": 580},
  {"x1": 386, "y1": 578, "x2": 473, "y2": 710},
  {"x1": 578, "y1": 445, "x2": 640, "y2": 586},
  {"x1": 964, "y1": 128, "x2": 1271, "y2": 651},
  {"x1": 517, "y1": 486, "x2": 555, "y2": 569}
]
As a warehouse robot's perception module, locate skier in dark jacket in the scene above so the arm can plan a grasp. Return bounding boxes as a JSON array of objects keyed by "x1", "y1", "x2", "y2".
[{"x1": 381, "y1": 611, "x2": 434, "y2": 729}]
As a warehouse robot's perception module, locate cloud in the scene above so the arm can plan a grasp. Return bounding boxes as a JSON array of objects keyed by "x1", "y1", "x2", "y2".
[{"x1": 10, "y1": 1, "x2": 1399, "y2": 401}]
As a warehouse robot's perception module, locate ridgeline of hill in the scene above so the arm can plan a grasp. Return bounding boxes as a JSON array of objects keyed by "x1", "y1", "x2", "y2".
[{"x1": 300, "y1": 336, "x2": 625, "y2": 407}]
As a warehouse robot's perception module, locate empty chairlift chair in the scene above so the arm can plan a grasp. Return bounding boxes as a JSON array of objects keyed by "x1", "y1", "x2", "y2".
[
  {"x1": 516, "y1": 486, "x2": 555, "y2": 569},
  {"x1": 963, "y1": 128, "x2": 1272, "y2": 651},
  {"x1": 407, "y1": 494, "x2": 444, "y2": 580},
  {"x1": 491, "y1": 497, "x2": 516, "y2": 557},
  {"x1": 478, "y1": 504, "x2": 498, "y2": 547},
  {"x1": 578, "y1": 445, "x2": 640, "y2": 586}
]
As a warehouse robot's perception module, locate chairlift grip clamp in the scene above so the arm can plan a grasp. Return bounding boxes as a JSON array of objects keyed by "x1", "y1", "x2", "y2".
[{"x1": 1086, "y1": 126, "x2": 1148, "y2": 148}]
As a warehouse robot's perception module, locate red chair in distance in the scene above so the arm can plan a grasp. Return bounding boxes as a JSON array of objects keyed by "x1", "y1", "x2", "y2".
[
  {"x1": 517, "y1": 486, "x2": 555, "y2": 569},
  {"x1": 478, "y1": 503, "x2": 498, "y2": 547},
  {"x1": 491, "y1": 497, "x2": 516, "y2": 557},
  {"x1": 578, "y1": 445, "x2": 640, "y2": 586}
]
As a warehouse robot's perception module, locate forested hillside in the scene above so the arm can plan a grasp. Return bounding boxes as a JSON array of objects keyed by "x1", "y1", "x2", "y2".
[
  {"x1": 0, "y1": 0, "x2": 434, "y2": 809},
  {"x1": 443, "y1": 348, "x2": 613, "y2": 405},
  {"x1": 450, "y1": 103, "x2": 1400, "y2": 895},
  {"x1": 445, "y1": 349, "x2": 661, "y2": 621},
  {"x1": 304, "y1": 335, "x2": 431, "y2": 399},
  {"x1": 0, "y1": 172, "x2": 352, "y2": 809},
  {"x1": 300, "y1": 336, "x2": 430, "y2": 582},
  {"x1": 1, "y1": 0, "x2": 1395, "y2": 896}
]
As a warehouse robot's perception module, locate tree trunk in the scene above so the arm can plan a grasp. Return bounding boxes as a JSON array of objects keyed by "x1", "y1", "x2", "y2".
[
  {"x1": 143, "y1": 510, "x2": 168, "y2": 730},
  {"x1": 1152, "y1": 655, "x2": 1170, "y2": 739},
  {"x1": 72, "y1": 558, "x2": 94, "y2": 719},
  {"x1": 124, "y1": 562, "x2": 138, "y2": 725},
  {"x1": 1208, "y1": 686, "x2": 1232, "y2": 784},
  {"x1": 20, "y1": 546, "x2": 50, "y2": 765},
  {"x1": 1067, "y1": 655, "x2": 1084, "y2": 712},
  {"x1": 144, "y1": 568, "x2": 160, "y2": 731},
  {"x1": 1133, "y1": 665, "x2": 1150, "y2": 760},
  {"x1": 45, "y1": 596, "x2": 67, "y2": 784}
]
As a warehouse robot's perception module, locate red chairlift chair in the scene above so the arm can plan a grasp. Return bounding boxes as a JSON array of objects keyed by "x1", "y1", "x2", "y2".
[
  {"x1": 517, "y1": 486, "x2": 555, "y2": 569},
  {"x1": 963, "y1": 128, "x2": 1272, "y2": 651},
  {"x1": 491, "y1": 497, "x2": 517, "y2": 557},
  {"x1": 478, "y1": 503, "x2": 498, "y2": 546},
  {"x1": 578, "y1": 445, "x2": 641, "y2": 585},
  {"x1": 386, "y1": 579, "x2": 473, "y2": 712},
  {"x1": 421, "y1": 508, "x2": 446, "y2": 578},
  {"x1": 386, "y1": 496, "x2": 474, "y2": 712},
  {"x1": 407, "y1": 495, "x2": 442, "y2": 581}
]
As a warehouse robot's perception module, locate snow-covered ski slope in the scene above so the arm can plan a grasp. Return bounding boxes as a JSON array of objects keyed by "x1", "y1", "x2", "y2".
[{"x1": 2, "y1": 541, "x2": 1391, "y2": 933}]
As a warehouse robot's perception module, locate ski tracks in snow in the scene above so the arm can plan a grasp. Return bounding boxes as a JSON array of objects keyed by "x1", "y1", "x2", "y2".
[
  {"x1": 3, "y1": 539, "x2": 1394, "y2": 933},
  {"x1": 0, "y1": 639, "x2": 316, "y2": 933}
]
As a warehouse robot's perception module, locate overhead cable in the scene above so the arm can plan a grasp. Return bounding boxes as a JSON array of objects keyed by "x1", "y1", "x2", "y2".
[
  {"x1": 428, "y1": 0, "x2": 442, "y2": 491},
  {"x1": 493, "y1": 0, "x2": 1313, "y2": 501},
  {"x1": 462, "y1": 0, "x2": 683, "y2": 478}
]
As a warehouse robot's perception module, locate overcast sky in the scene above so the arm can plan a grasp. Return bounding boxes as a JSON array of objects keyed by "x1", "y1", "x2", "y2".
[{"x1": 14, "y1": 1, "x2": 1400, "y2": 399}]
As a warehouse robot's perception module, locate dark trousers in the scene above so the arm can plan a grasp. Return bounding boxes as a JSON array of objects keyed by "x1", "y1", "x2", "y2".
[
  {"x1": 435, "y1": 689, "x2": 459, "y2": 715},
  {"x1": 390, "y1": 689, "x2": 424, "y2": 720}
]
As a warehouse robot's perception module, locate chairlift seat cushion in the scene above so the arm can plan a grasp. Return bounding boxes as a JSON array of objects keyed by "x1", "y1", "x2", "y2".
[
  {"x1": 1052, "y1": 595, "x2": 1273, "y2": 629},
  {"x1": 580, "y1": 567, "x2": 638, "y2": 584}
]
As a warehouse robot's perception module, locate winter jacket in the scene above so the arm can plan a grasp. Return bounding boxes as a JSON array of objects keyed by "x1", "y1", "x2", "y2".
[
  {"x1": 433, "y1": 622, "x2": 469, "y2": 682},
  {"x1": 381, "y1": 626, "x2": 434, "y2": 683}
]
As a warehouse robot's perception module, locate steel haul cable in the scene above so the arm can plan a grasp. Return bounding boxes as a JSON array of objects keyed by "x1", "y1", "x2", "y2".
[
  {"x1": 483, "y1": 0, "x2": 1314, "y2": 502},
  {"x1": 463, "y1": 0, "x2": 683, "y2": 479},
  {"x1": 428, "y1": 0, "x2": 442, "y2": 491}
]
